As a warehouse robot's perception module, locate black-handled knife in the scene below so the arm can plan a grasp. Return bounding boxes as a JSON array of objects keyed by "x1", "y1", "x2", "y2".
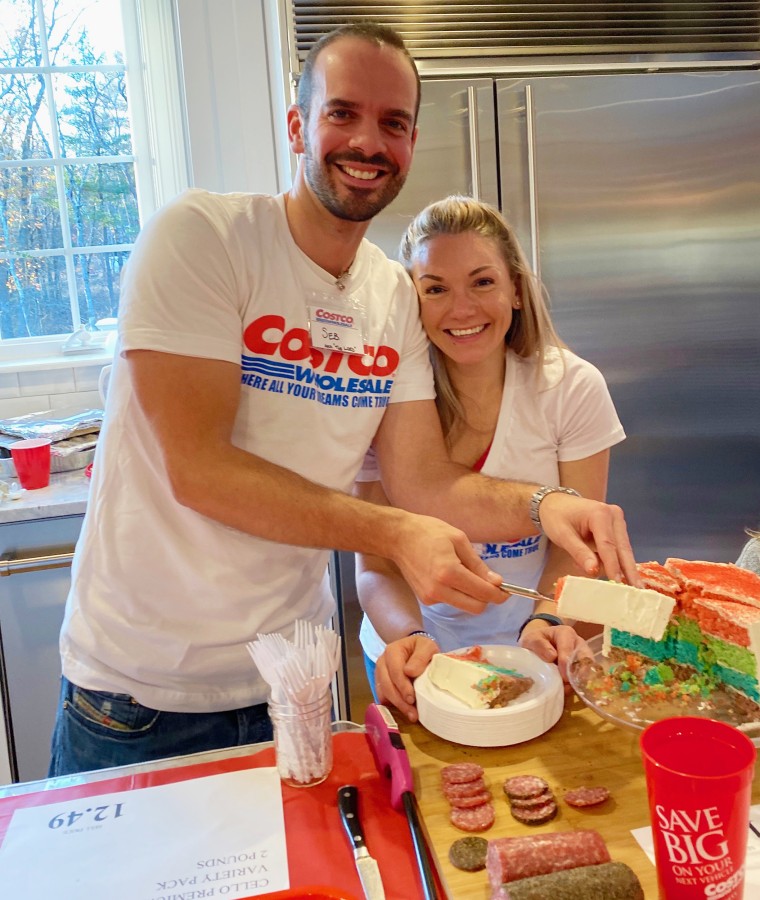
[{"x1": 338, "y1": 785, "x2": 386, "y2": 900}]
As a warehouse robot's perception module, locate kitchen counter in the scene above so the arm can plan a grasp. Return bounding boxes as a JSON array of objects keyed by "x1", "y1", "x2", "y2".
[{"x1": 0, "y1": 469, "x2": 90, "y2": 524}]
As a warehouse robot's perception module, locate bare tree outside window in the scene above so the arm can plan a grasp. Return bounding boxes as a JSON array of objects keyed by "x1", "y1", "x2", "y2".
[{"x1": 0, "y1": 0, "x2": 138, "y2": 342}]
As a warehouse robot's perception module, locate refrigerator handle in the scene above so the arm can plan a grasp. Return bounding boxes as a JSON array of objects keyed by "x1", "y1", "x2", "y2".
[
  {"x1": 525, "y1": 84, "x2": 541, "y2": 283},
  {"x1": 466, "y1": 85, "x2": 482, "y2": 200}
]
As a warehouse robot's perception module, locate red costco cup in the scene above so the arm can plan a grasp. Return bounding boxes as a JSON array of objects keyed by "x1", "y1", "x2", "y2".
[
  {"x1": 10, "y1": 438, "x2": 52, "y2": 490},
  {"x1": 641, "y1": 716, "x2": 756, "y2": 900}
]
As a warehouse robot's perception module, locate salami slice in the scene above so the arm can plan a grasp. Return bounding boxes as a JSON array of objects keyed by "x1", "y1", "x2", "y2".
[
  {"x1": 441, "y1": 762, "x2": 484, "y2": 785},
  {"x1": 563, "y1": 786, "x2": 611, "y2": 808},
  {"x1": 448, "y1": 836, "x2": 489, "y2": 872},
  {"x1": 496, "y1": 861, "x2": 644, "y2": 899},
  {"x1": 450, "y1": 790, "x2": 492, "y2": 809},
  {"x1": 502, "y1": 775, "x2": 549, "y2": 800},
  {"x1": 486, "y1": 830, "x2": 610, "y2": 888},
  {"x1": 509, "y1": 788, "x2": 555, "y2": 809},
  {"x1": 450, "y1": 801, "x2": 495, "y2": 833},
  {"x1": 509, "y1": 799, "x2": 558, "y2": 826},
  {"x1": 443, "y1": 777, "x2": 487, "y2": 799}
]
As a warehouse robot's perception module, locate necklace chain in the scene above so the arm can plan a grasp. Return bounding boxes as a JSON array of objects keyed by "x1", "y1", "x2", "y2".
[{"x1": 335, "y1": 267, "x2": 351, "y2": 291}]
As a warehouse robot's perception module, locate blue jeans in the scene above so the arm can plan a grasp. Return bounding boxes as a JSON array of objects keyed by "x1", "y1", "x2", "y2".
[{"x1": 48, "y1": 676, "x2": 273, "y2": 777}]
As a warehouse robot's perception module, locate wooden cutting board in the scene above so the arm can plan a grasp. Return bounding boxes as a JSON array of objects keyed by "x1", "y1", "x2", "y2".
[{"x1": 400, "y1": 693, "x2": 760, "y2": 899}]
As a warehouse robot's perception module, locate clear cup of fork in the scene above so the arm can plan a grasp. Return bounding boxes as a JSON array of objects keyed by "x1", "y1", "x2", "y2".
[{"x1": 268, "y1": 687, "x2": 333, "y2": 787}]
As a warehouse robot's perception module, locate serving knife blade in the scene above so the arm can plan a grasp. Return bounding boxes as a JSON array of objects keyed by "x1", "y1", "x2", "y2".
[
  {"x1": 337, "y1": 784, "x2": 386, "y2": 900},
  {"x1": 499, "y1": 580, "x2": 556, "y2": 603}
]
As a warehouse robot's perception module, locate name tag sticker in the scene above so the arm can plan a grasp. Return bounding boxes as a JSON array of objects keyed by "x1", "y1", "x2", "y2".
[{"x1": 308, "y1": 304, "x2": 365, "y2": 355}]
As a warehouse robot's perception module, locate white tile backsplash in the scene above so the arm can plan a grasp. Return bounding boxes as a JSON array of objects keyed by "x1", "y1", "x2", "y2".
[
  {"x1": 0, "y1": 373, "x2": 20, "y2": 401},
  {"x1": 50, "y1": 390, "x2": 102, "y2": 409},
  {"x1": 73, "y1": 365, "x2": 105, "y2": 392},
  {"x1": 0, "y1": 394, "x2": 55, "y2": 419},
  {"x1": 0, "y1": 364, "x2": 108, "y2": 420},
  {"x1": 18, "y1": 368, "x2": 76, "y2": 396}
]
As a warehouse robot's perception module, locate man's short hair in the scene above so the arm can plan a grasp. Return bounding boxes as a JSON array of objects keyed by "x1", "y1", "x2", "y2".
[{"x1": 296, "y1": 23, "x2": 421, "y2": 125}]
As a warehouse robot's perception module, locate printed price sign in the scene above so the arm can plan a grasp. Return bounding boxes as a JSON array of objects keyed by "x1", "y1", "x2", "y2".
[{"x1": 0, "y1": 768, "x2": 288, "y2": 900}]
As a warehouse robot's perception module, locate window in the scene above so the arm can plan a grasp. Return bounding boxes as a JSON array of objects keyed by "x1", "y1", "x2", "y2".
[{"x1": 0, "y1": 0, "x2": 186, "y2": 360}]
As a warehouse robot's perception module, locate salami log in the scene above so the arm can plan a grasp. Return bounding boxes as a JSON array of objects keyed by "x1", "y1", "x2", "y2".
[
  {"x1": 486, "y1": 830, "x2": 610, "y2": 888},
  {"x1": 492, "y1": 861, "x2": 644, "y2": 899}
]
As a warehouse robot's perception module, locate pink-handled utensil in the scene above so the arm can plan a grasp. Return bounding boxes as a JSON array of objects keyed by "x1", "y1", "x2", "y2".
[{"x1": 364, "y1": 704, "x2": 449, "y2": 900}]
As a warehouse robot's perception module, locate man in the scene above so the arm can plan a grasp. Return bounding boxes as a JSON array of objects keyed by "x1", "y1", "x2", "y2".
[{"x1": 50, "y1": 24, "x2": 636, "y2": 776}]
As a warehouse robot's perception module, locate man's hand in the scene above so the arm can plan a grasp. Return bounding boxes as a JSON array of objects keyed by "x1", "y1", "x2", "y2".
[
  {"x1": 375, "y1": 635, "x2": 439, "y2": 721},
  {"x1": 537, "y1": 493, "x2": 640, "y2": 586},
  {"x1": 389, "y1": 513, "x2": 506, "y2": 613},
  {"x1": 518, "y1": 620, "x2": 593, "y2": 688}
]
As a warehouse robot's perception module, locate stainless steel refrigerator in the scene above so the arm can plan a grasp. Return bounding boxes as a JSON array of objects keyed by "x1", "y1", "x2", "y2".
[{"x1": 333, "y1": 69, "x2": 760, "y2": 720}]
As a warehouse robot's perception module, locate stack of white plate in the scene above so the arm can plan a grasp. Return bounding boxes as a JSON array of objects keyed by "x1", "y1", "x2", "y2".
[{"x1": 415, "y1": 645, "x2": 564, "y2": 747}]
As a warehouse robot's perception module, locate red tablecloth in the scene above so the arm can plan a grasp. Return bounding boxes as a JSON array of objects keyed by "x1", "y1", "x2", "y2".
[{"x1": 0, "y1": 732, "x2": 424, "y2": 899}]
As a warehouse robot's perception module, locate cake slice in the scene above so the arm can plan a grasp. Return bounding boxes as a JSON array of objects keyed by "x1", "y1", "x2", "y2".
[
  {"x1": 555, "y1": 575, "x2": 675, "y2": 642},
  {"x1": 427, "y1": 646, "x2": 534, "y2": 710}
]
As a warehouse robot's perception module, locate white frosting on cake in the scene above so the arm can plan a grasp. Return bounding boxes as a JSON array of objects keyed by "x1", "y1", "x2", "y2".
[
  {"x1": 557, "y1": 575, "x2": 675, "y2": 640},
  {"x1": 749, "y1": 621, "x2": 760, "y2": 670},
  {"x1": 427, "y1": 654, "x2": 494, "y2": 709}
]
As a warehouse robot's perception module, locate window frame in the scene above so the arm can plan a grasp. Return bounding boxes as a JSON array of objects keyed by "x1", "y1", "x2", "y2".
[{"x1": 0, "y1": 0, "x2": 189, "y2": 366}]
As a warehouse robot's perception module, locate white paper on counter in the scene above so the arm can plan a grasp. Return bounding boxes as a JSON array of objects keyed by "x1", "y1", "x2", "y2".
[
  {"x1": 631, "y1": 803, "x2": 760, "y2": 895},
  {"x1": 0, "y1": 767, "x2": 288, "y2": 900}
]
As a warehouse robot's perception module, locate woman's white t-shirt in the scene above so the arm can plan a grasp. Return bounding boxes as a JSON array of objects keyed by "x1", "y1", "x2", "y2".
[{"x1": 360, "y1": 346, "x2": 626, "y2": 659}]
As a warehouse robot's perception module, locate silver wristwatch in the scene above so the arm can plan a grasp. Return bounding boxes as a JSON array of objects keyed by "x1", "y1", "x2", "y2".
[{"x1": 529, "y1": 485, "x2": 581, "y2": 531}]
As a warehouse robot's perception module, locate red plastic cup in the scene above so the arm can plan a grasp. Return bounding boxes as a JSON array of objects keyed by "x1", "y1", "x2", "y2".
[
  {"x1": 10, "y1": 438, "x2": 52, "y2": 490},
  {"x1": 641, "y1": 716, "x2": 756, "y2": 900}
]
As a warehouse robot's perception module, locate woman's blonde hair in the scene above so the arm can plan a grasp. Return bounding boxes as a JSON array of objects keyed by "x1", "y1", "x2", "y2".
[{"x1": 399, "y1": 195, "x2": 563, "y2": 440}]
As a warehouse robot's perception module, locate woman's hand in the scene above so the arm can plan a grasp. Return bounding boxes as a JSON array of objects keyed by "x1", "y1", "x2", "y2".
[
  {"x1": 518, "y1": 621, "x2": 592, "y2": 688},
  {"x1": 375, "y1": 634, "x2": 440, "y2": 722}
]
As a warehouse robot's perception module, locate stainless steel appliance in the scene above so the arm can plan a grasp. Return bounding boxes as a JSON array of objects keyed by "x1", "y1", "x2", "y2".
[
  {"x1": 366, "y1": 69, "x2": 760, "y2": 564},
  {"x1": 0, "y1": 515, "x2": 82, "y2": 783}
]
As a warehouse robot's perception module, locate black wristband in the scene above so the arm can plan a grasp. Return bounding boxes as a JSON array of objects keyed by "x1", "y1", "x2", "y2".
[{"x1": 517, "y1": 613, "x2": 564, "y2": 639}]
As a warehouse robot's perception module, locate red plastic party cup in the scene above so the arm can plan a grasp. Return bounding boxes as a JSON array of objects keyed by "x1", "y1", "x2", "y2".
[
  {"x1": 10, "y1": 438, "x2": 52, "y2": 490},
  {"x1": 640, "y1": 716, "x2": 756, "y2": 900}
]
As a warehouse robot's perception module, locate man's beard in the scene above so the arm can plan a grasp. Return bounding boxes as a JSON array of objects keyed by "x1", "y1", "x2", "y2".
[{"x1": 303, "y1": 143, "x2": 408, "y2": 222}]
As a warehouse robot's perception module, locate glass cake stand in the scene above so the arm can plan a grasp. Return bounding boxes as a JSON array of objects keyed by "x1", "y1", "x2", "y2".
[{"x1": 567, "y1": 633, "x2": 760, "y2": 748}]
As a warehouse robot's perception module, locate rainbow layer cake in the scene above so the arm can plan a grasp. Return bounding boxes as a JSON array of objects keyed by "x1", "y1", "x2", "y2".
[{"x1": 566, "y1": 560, "x2": 760, "y2": 719}]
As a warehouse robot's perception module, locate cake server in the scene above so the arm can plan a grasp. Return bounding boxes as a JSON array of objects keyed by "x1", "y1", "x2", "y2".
[
  {"x1": 337, "y1": 784, "x2": 386, "y2": 900},
  {"x1": 364, "y1": 703, "x2": 450, "y2": 900},
  {"x1": 499, "y1": 580, "x2": 556, "y2": 603}
]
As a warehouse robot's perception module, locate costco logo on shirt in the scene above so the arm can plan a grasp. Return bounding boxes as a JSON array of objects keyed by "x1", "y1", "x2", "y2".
[{"x1": 240, "y1": 315, "x2": 399, "y2": 409}]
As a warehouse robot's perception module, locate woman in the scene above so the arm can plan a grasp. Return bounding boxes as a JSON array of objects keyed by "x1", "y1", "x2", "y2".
[{"x1": 355, "y1": 196, "x2": 626, "y2": 720}]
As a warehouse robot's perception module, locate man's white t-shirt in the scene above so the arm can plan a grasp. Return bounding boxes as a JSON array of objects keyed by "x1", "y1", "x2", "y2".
[
  {"x1": 61, "y1": 190, "x2": 434, "y2": 712},
  {"x1": 360, "y1": 346, "x2": 626, "y2": 658}
]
